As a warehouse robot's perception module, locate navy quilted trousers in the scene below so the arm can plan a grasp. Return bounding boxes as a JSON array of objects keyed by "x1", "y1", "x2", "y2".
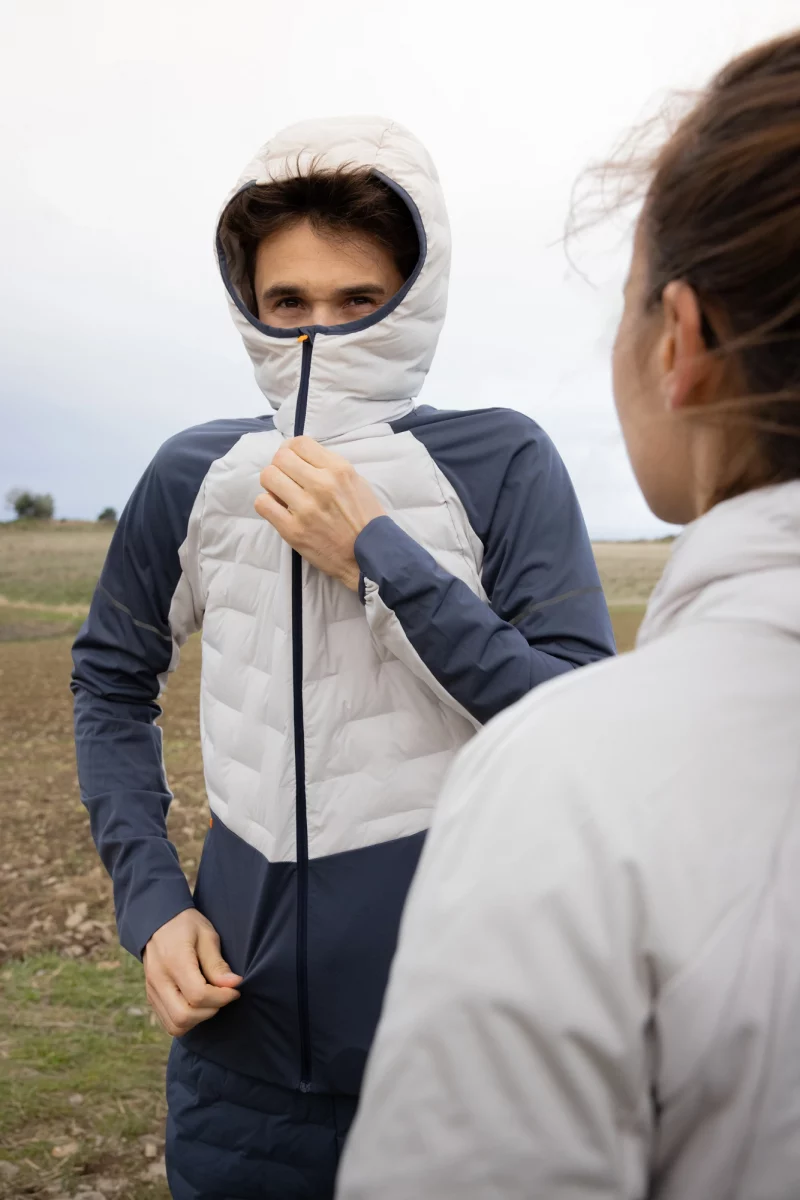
[{"x1": 165, "y1": 1042, "x2": 358, "y2": 1199}]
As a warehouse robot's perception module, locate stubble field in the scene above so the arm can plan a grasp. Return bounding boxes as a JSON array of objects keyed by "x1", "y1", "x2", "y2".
[{"x1": 0, "y1": 520, "x2": 671, "y2": 1198}]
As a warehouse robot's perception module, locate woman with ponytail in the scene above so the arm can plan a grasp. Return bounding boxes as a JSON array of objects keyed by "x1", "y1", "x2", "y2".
[{"x1": 339, "y1": 32, "x2": 800, "y2": 1200}]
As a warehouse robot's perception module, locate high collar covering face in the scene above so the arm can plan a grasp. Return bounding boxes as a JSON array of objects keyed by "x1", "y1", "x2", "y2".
[{"x1": 216, "y1": 116, "x2": 450, "y2": 442}]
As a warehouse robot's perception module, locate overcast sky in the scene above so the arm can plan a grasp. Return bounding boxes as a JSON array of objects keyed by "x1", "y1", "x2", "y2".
[{"x1": 2, "y1": 1, "x2": 798, "y2": 536}]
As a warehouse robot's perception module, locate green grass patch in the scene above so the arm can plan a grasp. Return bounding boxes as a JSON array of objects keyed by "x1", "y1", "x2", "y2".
[
  {"x1": 0, "y1": 522, "x2": 112, "y2": 607},
  {"x1": 0, "y1": 604, "x2": 85, "y2": 643},
  {"x1": 1, "y1": 952, "x2": 170, "y2": 1199}
]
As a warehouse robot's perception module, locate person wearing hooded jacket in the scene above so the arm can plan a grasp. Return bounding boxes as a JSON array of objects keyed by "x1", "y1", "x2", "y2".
[
  {"x1": 71, "y1": 115, "x2": 614, "y2": 1199},
  {"x1": 337, "y1": 34, "x2": 800, "y2": 1200}
]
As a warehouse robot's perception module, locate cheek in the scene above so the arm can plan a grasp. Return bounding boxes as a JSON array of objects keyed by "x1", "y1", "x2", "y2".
[
  {"x1": 611, "y1": 315, "x2": 638, "y2": 428},
  {"x1": 612, "y1": 325, "x2": 695, "y2": 525},
  {"x1": 612, "y1": 320, "x2": 660, "y2": 487}
]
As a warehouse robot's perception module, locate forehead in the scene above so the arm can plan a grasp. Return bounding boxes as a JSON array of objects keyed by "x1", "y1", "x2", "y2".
[{"x1": 254, "y1": 219, "x2": 392, "y2": 281}]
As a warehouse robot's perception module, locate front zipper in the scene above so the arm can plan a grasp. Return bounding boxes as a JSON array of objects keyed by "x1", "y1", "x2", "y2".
[{"x1": 292, "y1": 331, "x2": 314, "y2": 1090}]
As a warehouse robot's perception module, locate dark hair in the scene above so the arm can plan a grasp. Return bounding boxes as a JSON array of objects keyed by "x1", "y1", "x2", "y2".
[
  {"x1": 220, "y1": 163, "x2": 419, "y2": 316},
  {"x1": 635, "y1": 33, "x2": 800, "y2": 503}
]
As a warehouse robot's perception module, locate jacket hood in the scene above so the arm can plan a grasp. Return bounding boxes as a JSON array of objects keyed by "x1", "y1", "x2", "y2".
[
  {"x1": 216, "y1": 116, "x2": 450, "y2": 441},
  {"x1": 638, "y1": 480, "x2": 800, "y2": 646}
]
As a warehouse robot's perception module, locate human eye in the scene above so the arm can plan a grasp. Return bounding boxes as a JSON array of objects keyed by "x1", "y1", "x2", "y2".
[
  {"x1": 345, "y1": 295, "x2": 379, "y2": 311},
  {"x1": 275, "y1": 297, "x2": 303, "y2": 310}
]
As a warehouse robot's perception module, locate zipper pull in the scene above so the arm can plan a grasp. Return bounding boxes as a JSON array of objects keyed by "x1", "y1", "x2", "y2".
[{"x1": 297, "y1": 333, "x2": 309, "y2": 343}]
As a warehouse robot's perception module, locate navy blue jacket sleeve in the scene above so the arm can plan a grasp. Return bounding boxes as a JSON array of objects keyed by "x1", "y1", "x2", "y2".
[
  {"x1": 72, "y1": 448, "x2": 197, "y2": 958},
  {"x1": 71, "y1": 419, "x2": 263, "y2": 958},
  {"x1": 354, "y1": 410, "x2": 615, "y2": 726}
]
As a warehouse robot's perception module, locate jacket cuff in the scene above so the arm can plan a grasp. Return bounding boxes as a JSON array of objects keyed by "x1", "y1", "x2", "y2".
[
  {"x1": 118, "y1": 876, "x2": 196, "y2": 962},
  {"x1": 354, "y1": 516, "x2": 427, "y2": 605}
]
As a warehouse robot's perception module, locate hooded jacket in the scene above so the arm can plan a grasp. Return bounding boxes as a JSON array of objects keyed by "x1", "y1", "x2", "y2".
[
  {"x1": 338, "y1": 480, "x2": 800, "y2": 1199},
  {"x1": 72, "y1": 116, "x2": 614, "y2": 1098}
]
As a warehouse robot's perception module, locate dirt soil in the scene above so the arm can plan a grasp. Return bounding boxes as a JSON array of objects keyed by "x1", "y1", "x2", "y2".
[{"x1": 0, "y1": 637, "x2": 207, "y2": 965}]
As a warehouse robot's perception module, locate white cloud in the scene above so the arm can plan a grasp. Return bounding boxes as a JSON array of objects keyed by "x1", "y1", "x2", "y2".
[{"x1": 2, "y1": 0, "x2": 798, "y2": 532}]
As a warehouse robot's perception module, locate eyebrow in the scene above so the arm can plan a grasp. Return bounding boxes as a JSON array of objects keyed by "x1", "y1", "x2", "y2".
[
  {"x1": 335, "y1": 284, "x2": 388, "y2": 299},
  {"x1": 260, "y1": 283, "x2": 304, "y2": 301},
  {"x1": 260, "y1": 282, "x2": 389, "y2": 303}
]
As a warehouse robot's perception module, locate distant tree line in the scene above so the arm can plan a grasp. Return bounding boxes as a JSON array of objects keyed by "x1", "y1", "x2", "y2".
[
  {"x1": 4, "y1": 489, "x2": 118, "y2": 524},
  {"x1": 5, "y1": 488, "x2": 54, "y2": 520}
]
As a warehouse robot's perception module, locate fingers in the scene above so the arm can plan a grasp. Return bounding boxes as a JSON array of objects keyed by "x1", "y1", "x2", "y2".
[
  {"x1": 284, "y1": 436, "x2": 332, "y2": 468},
  {"x1": 146, "y1": 975, "x2": 222, "y2": 1037},
  {"x1": 262, "y1": 442, "x2": 355, "y2": 511},
  {"x1": 270, "y1": 446, "x2": 320, "y2": 490},
  {"x1": 259, "y1": 463, "x2": 307, "y2": 511},
  {"x1": 144, "y1": 947, "x2": 241, "y2": 1038},
  {"x1": 281, "y1": 440, "x2": 356, "y2": 486},
  {"x1": 145, "y1": 970, "x2": 240, "y2": 1037},
  {"x1": 142, "y1": 911, "x2": 242, "y2": 1036},
  {"x1": 196, "y1": 925, "x2": 243, "y2": 989},
  {"x1": 254, "y1": 488, "x2": 294, "y2": 534},
  {"x1": 170, "y1": 946, "x2": 240, "y2": 1008}
]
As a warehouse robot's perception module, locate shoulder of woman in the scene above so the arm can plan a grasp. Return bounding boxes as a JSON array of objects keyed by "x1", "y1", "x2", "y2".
[{"x1": 443, "y1": 637, "x2": 702, "y2": 848}]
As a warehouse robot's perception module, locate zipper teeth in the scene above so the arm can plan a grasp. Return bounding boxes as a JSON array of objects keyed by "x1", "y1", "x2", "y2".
[
  {"x1": 293, "y1": 332, "x2": 313, "y2": 1088},
  {"x1": 292, "y1": 547, "x2": 311, "y2": 1087},
  {"x1": 294, "y1": 336, "x2": 313, "y2": 437}
]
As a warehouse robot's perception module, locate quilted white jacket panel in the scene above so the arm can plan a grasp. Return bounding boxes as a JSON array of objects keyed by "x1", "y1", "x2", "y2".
[{"x1": 181, "y1": 424, "x2": 481, "y2": 863}]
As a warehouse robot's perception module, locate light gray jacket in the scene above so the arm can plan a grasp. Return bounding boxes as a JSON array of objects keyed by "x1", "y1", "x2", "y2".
[{"x1": 338, "y1": 481, "x2": 800, "y2": 1199}]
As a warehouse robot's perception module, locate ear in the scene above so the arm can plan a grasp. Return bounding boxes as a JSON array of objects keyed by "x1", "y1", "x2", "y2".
[{"x1": 659, "y1": 281, "x2": 708, "y2": 411}]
